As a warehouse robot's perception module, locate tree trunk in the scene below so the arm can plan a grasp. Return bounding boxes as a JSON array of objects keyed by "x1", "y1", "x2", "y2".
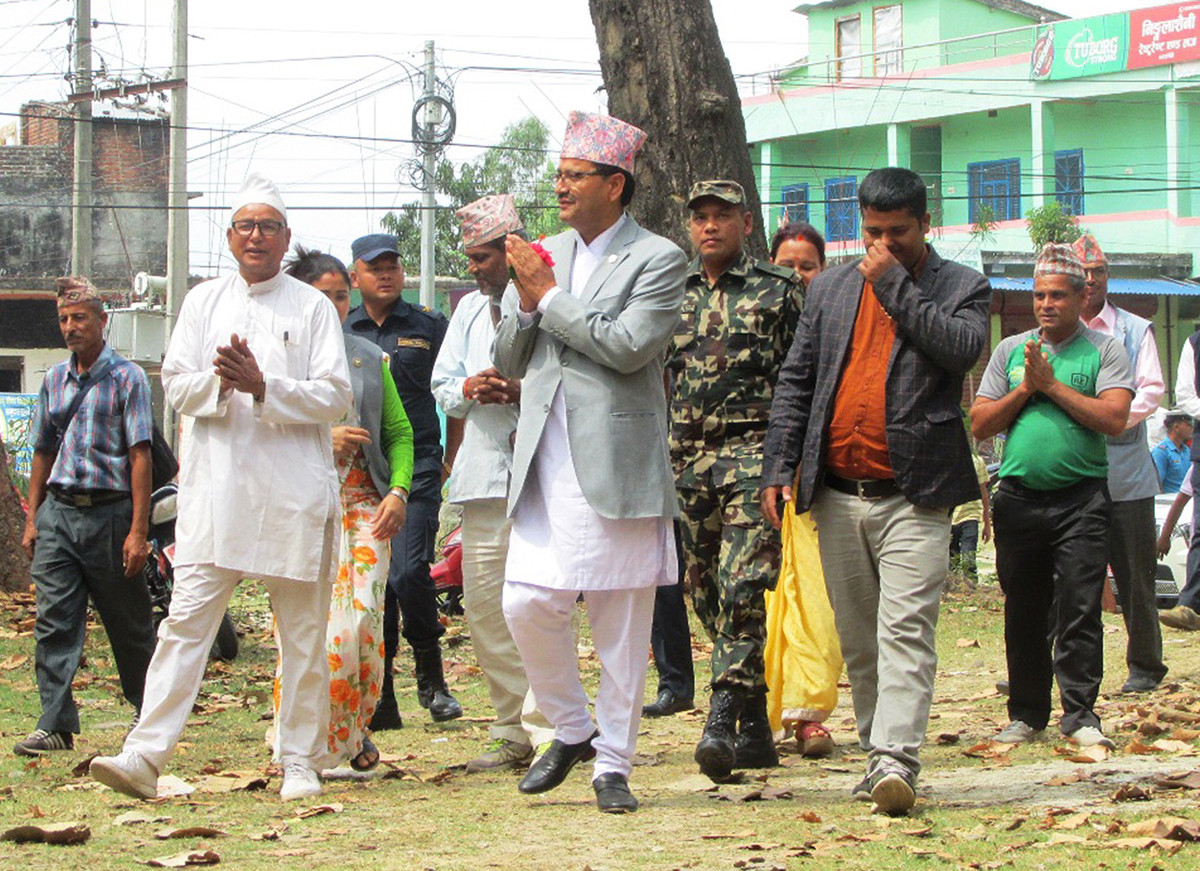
[
  {"x1": 588, "y1": 0, "x2": 767, "y2": 258},
  {"x1": 0, "y1": 438, "x2": 31, "y2": 593}
]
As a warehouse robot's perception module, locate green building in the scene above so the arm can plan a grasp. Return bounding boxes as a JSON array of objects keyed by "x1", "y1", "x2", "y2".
[{"x1": 744, "y1": 0, "x2": 1200, "y2": 398}]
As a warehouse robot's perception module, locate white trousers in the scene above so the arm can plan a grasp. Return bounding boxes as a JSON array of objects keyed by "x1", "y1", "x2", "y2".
[
  {"x1": 124, "y1": 562, "x2": 333, "y2": 773},
  {"x1": 503, "y1": 581, "x2": 655, "y2": 780},
  {"x1": 461, "y1": 499, "x2": 553, "y2": 747}
]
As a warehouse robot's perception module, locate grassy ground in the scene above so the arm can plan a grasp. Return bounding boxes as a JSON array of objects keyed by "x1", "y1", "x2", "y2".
[{"x1": 2, "y1": 563, "x2": 1200, "y2": 870}]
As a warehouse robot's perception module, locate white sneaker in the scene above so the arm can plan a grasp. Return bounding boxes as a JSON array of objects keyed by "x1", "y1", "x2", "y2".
[
  {"x1": 280, "y1": 763, "x2": 321, "y2": 801},
  {"x1": 1068, "y1": 725, "x2": 1115, "y2": 749},
  {"x1": 91, "y1": 750, "x2": 159, "y2": 800},
  {"x1": 994, "y1": 720, "x2": 1040, "y2": 744}
]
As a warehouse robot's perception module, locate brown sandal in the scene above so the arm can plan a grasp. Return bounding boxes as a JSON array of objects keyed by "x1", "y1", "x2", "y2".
[{"x1": 797, "y1": 721, "x2": 834, "y2": 758}]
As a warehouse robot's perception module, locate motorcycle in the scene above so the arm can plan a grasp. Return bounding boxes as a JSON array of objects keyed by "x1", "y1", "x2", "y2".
[
  {"x1": 431, "y1": 525, "x2": 463, "y2": 617},
  {"x1": 143, "y1": 483, "x2": 240, "y2": 661}
]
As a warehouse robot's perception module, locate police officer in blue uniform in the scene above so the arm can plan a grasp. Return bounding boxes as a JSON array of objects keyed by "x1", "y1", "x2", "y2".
[{"x1": 344, "y1": 233, "x2": 462, "y2": 726}]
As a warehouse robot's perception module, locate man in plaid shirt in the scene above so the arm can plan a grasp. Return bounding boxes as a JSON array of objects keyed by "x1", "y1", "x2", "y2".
[
  {"x1": 761, "y1": 168, "x2": 990, "y2": 815},
  {"x1": 15, "y1": 277, "x2": 155, "y2": 757}
]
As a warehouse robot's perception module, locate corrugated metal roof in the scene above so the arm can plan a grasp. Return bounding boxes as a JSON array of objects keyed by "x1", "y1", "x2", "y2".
[{"x1": 989, "y1": 277, "x2": 1200, "y2": 296}]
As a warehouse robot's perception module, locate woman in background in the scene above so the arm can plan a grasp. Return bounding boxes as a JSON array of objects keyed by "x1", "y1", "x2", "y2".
[
  {"x1": 762, "y1": 222, "x2": 843, "y2": 758},
  {"x1": 275, "y1": 247, "x2": 414, "y2": 772}
]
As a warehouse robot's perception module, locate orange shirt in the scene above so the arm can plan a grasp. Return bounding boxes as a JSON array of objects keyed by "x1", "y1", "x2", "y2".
[{"x1": 825, "y1": 280, "x2": 896, "y2": 479}]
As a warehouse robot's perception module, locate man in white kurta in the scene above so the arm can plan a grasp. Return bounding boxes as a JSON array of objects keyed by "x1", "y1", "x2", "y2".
[
  {"x1": 432, "y1": 195, "x2": 553, "y2": 772},
  {"x1": 494, "y1": 113, "x2": 686, "y2": 813},
  {"x1": 91, "y1": 174, "x2": 353, "y2": 803}
]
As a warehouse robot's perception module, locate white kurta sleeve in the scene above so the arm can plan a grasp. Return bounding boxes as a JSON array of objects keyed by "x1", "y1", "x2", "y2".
[
  {"x1": 162, "y1": 292, "x2": 230, "y2": 419},
  {"x1": 431, "y1": 300, "x2": 475, "y2": 419},
  {"x1": 1178, "y1": 337, "x2": 1200, "y2": 419},
  {"x1": 253, "y1": 296, "x2": 353, "y2": 425}
]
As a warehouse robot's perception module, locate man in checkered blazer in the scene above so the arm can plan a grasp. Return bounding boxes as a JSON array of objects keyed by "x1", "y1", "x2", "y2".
[{"x1": 761, "y1": 168, "x2": 990, "y2": 815}]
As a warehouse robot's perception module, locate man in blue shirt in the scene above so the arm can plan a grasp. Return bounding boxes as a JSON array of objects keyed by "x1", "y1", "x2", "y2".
[
  {"x1": 15, "y1": 277, "x2": 156, "y2": 757},
  {"x1": 1152, "y1": 411, "x2": 1193, "y2": 493}
]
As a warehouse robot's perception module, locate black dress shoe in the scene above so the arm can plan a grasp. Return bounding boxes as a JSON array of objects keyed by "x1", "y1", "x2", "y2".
[
  {"x1": 518, "y1": 732, "x2": 598, "y2": 794},
  {"x1": 593, "y1": 772, "x2": 638, "y2": 813},
  {"x1": 642, "y1": 690, "x2": 694, "y2": 718}
]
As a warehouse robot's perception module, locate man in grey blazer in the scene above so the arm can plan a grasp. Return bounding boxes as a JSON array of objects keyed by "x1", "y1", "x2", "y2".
[
  {"x1": 494, "y1": 111, "x2": 686, "y2": 813},
  {"x1": 761, "y1": 168, "x2": 990, "y2": 816}
]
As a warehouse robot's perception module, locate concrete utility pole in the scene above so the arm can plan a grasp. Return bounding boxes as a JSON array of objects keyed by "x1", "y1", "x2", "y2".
[
  {"x1": 419, "y1": 40, "x2": 436, "y2": 309},
  {"x1": 166, "y1": 0, "x2": 187, "y2": 326},
  {"x1": 71, "y1": 0, "x2": 93, "y2": 277},
  {"x1": 165, "y1": 0, "x2": 188, "y2": 447}
]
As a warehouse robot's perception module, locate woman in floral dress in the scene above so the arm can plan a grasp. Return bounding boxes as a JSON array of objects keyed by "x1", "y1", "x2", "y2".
[{"x1": 275, "y1": 247, "x2": 413, "y2": 772}]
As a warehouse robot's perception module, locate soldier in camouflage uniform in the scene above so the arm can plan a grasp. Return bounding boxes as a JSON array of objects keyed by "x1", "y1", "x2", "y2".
[{"x1": 668, "y1": 180, "x2": 804, "y2": 781}]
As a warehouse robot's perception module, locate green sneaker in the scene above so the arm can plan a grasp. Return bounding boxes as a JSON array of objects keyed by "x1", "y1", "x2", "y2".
[{"x1": 466, "y1": 738, "x2": 534, "y2": 773}]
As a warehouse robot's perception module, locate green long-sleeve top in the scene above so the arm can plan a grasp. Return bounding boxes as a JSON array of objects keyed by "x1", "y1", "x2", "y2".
[{"x1": 380, "y1": 358, "x2": 414, "y2": 491}]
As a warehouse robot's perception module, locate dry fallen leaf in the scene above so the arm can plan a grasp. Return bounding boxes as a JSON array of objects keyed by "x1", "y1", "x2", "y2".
[
  {"x1": 1155, "y1": 769, "x2": 1200, "y2": 790},
  {"x1": 955, "y1": 638, "x2": 980, "y2": 648},
  {"x1": 1151, "y1": 739, "x2": 1195, "y2": 754},
  {"x1": 1046, "y1": 813, "x2": 1090, "y2": 830},
  {"x1": 154, "y1": 826, "x2": 226, "y2": 840},
  {"x1": 1, "y1": 821, "x2": 91, "y2": 845},
  {"x1": 736, "y1": 785, "x2": 793, "y2": 802},
  {"x1": 1036, "y1": 834, "x2": 1089, "y2": 847},
  {"x1": 193, "y1": 774, "x2": 268, "y2": 793},
  {"x1": 0, "y1": 653, "x2": 29, "y2": 670},
  {"x1": 700, "y1": 830, "x2": 756, "y2": 840},
  {"x1": 154, "y1": 775, "x2": 196, "y2": 798},
  {"x1": 113, "y1": 811, "x2": 172, "y2": 826},
  {"x1": 296, "y1": 802, "x2": 344, "y2": 819},
  {"x1": 963, "y1": 740, "x2": 1013, "y2": 759},
  {"x1": 1108, "y1": 837, "x2": 1183, "y2": 855},
  {"x1": 1044, "y1": 769, "x2": 1091, "y2": 786},
  {"x1": 1058, "y1": 744, "x2": 1111, "y2": 763},
  {"x1": 1111, "y1": 784, "x2": 1152, "y2": 802},
  {"x1": 1127, "y1": 817, "x2": 1200, "y2": 841},
  {"x1": 71, "y1": 754, "x2": 99, "y2": 777},
  {"x1": 798, "y1": 810, "x2": 821, "y2": 823},
  {"x1": 144, "y1": 849, "x2": 220, "y2": 867}
]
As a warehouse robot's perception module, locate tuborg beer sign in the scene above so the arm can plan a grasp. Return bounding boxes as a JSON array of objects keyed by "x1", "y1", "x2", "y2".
[{"x1": 1031, "y1": 3, "x2": 1200, "y2": 81}]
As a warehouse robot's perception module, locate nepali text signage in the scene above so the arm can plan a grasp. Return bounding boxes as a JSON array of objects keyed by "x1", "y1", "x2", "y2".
[
  {"x1": 1032, "y1": 3, "x2": 1200, "y2": 80},
  {"x1": 1130, "y1": 3, "x2": 1200, "y2": 68}
]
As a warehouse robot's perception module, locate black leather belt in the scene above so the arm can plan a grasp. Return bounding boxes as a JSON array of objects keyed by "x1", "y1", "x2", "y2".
[
  {"x1": 997, "y1": 477, "x2": 1103, "y2": 501},
  {"x1": 824, "y1": 472, "x2": 900, "y2": 500},
  {"x1": 48, "y1": 486, "x2": 130, "y2": 508}
]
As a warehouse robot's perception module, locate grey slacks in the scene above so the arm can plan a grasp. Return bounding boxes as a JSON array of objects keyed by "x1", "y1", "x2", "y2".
[
  {"x1": 811, "y1": 486, "x2": 950, "y2": 777},
  {"x1": 31, "y1": 495, "x2": 155, "y2": 734},
  {"x1": 1107, "y1": 497, "x2": 1167, "y2": 684}
]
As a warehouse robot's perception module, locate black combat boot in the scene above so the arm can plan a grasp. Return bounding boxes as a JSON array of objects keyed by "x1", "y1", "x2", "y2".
[
  {"x1": 694, "y1": 686, "x2": 744, "y2": 782},
  {"x1": 733, "y1": 690, "x2": 779, "y2": 769},
  {"x1": 368, "y1": 656, "x2": 403, "y2": 731},
  {"x1": 413, "y1": 644, "x2": 462, "y2": 722}
]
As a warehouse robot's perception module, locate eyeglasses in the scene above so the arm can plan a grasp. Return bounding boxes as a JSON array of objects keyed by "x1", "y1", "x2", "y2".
[
  {"x1": 230, "y1": 219, "x2": 286, "y2": 237},
  {"x1": 553, "y1": 169, "x2": 605, "y2": 185}
]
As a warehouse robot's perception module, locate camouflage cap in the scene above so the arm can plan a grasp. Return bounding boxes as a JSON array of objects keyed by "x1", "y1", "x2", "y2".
[
  {"x1": 55, "y1": 275, "x2": 100, "y2": 309},
  {"x1": 687, "y1": 179, "x2": 746, "y2": 209}
]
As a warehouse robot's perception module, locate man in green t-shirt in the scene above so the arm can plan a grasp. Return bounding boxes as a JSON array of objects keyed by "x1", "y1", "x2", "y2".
[{"x1": 970, "y1": 243, "x2": 1133, "y2": 750}]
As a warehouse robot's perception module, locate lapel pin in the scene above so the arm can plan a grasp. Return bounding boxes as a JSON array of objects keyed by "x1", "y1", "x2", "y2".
[{"x1": 352, "y1": 357, "x2": 363, "y2": 368}]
